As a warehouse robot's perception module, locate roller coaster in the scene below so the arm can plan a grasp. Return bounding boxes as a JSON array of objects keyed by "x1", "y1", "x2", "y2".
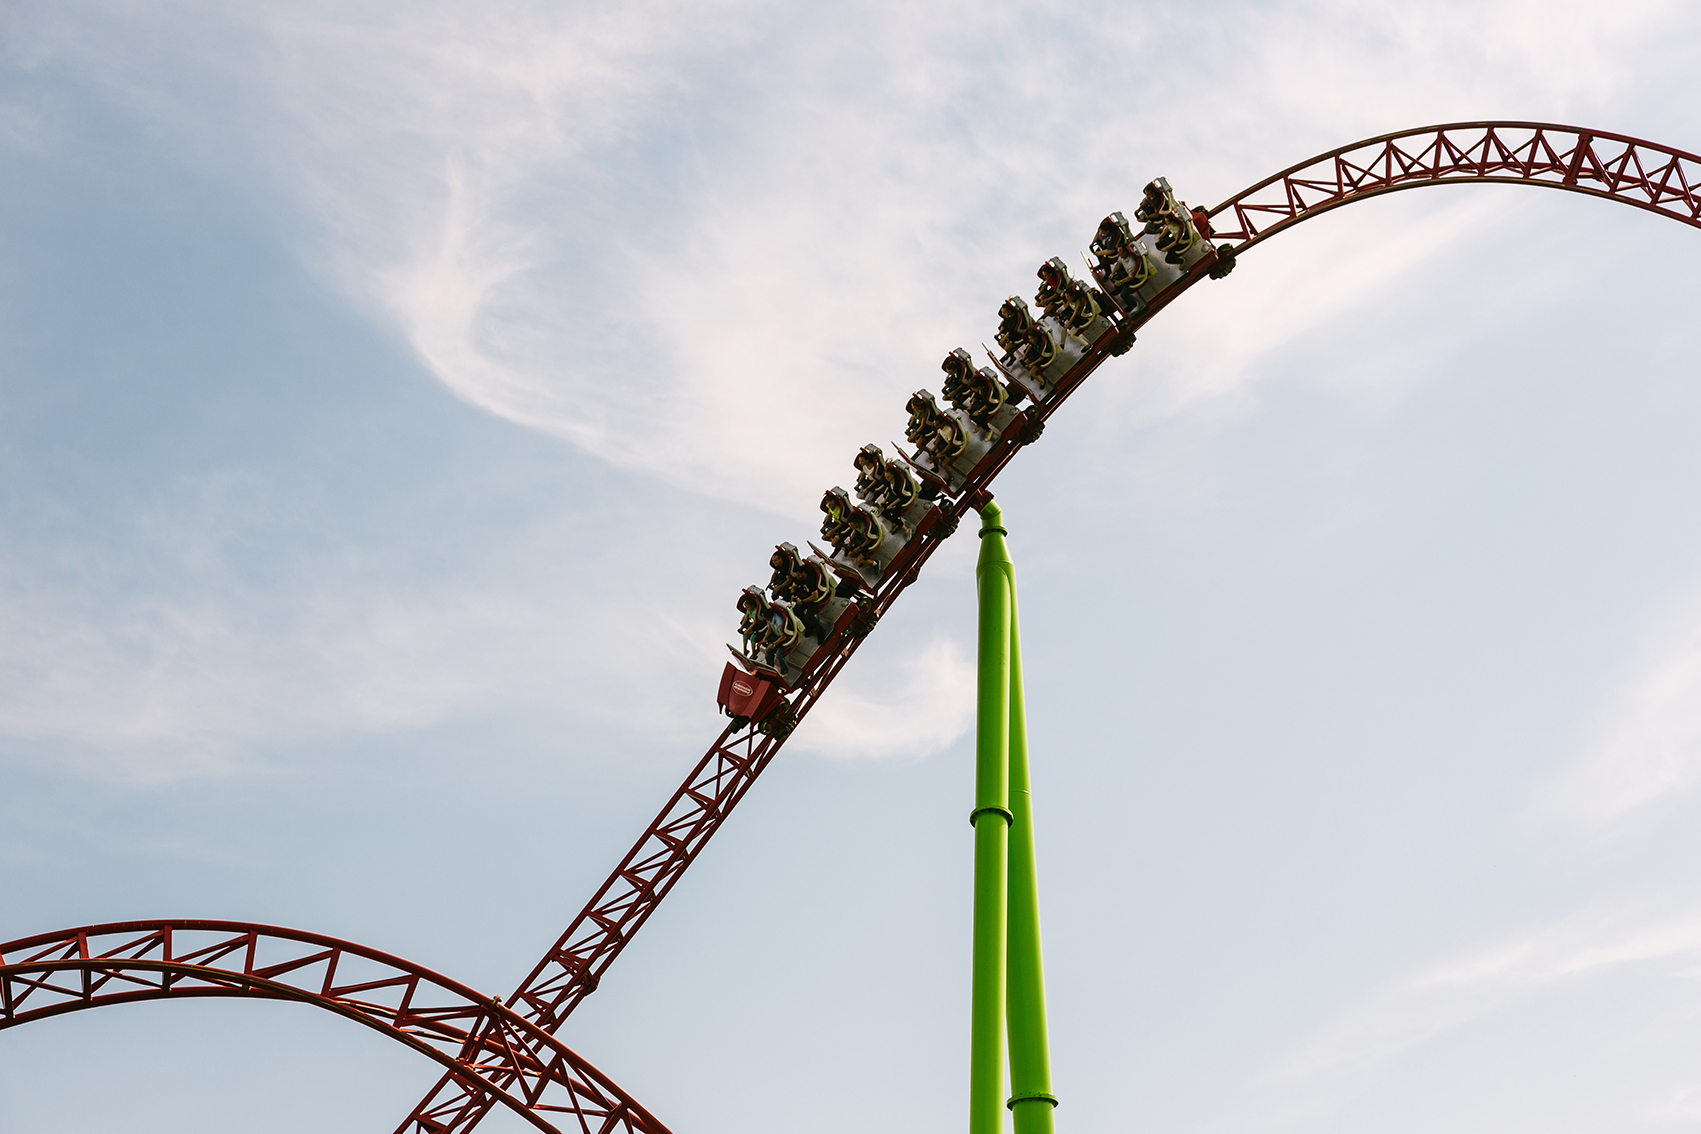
[{"x1": 4, "y1": 122, "x2": 1698, "y2": 1134}]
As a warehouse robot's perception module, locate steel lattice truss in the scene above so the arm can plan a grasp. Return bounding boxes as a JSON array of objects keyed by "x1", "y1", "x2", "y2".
[
  {"x1": 3, "y1": 121, "x2": 1698, "y2": 1134},
  {"x1": 401, "y1": 119, "x2": 1701, "y2": 1134},
  {"x1": 1208, "y1": 121, "x2": 1701, "y2": 249},
  {"x1": 0, "y1": 921, "x2": 670, "y2": 1134},
  {"x1": 396, "y1": 209, "x2": 1167, "y2": 1134}
]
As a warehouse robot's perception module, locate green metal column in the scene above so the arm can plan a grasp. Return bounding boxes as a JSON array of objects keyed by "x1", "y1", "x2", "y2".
[
  {"x1": 971, "y1": 501, "x2": 1013, "y2": 1134},
  {"x1": 1005, "y1": 570, "x2": 1057, "y2": 1133}
]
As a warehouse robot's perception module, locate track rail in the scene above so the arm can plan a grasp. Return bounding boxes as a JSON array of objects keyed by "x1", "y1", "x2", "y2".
[
  {"x1": 0, "y1": 921, "x2": 669, "y2": 1134},
  {"x1": 401, "y1": 119, "x2": 1701, "y2": 1134},
  {"x1": 399, "y1": 192, "x2": 1230, "y2": 1134},
  {"x1": 1207, "y1": 121, "x2": 1701, "y2": 249},
  {"x1": 3, "y1": 120, "x2": 1695, "y2": 1134}
]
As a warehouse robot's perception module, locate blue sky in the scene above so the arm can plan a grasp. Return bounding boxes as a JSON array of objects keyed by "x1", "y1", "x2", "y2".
[{"x1": 3, "y1": 2, "x2": 1701, "y2": 1131}]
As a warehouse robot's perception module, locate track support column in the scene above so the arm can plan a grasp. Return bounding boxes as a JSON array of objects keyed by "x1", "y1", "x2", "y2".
[
  {"x1": 972, "y1": 500, "x2": 1058, "y2": 1133},
  {"x1": 971, "y1": 502, "x2": 1013, "y2": 1134},
  {"x1": 1005, "y1": 562, "x2": 1057, "y2": 1133}
]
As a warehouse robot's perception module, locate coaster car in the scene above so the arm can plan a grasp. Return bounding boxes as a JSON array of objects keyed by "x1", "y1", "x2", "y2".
[
  {"x1": 716, "y1": 661, "x2": 789, "y2": 727},
  {"x1": 941, "y1": 348, "x2": 1022, "y2": 442},
  {"x1": 730, "y1": 583, "x2": 823, "y2": 684},
  {"x1": 1135, "y1": 177, "x2": 1212, "y2": 272},
  {"x1": 818, "y1": 486, "x2": 906, "y2": 587},
  {"x1": 1034, "y1": 257, "x2": 1111, "y2": 344},
  {"x1": 1091, "y1": 211, "x2": 1151, "y2": 314},
  {"x1": 903, "y1": 390, "x2": 993, "y2": 493},
  {"x1": 768, "y1": 542, "x2": 854, "y2": 641},
  {"x1": 852, "y1": 444, "x2": 935, "y2": 532},
  {"x1": 988, "y1": 297, "x2": 1052, "y2": 393},
  {"x1": 720, "y1": 168, "x2": 1243, "y2": 714}
]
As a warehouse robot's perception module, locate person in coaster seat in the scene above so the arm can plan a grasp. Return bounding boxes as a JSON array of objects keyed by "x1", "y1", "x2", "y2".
[
  {"x1": 1092, "y1": 212, "x2": 1135, "y2": 263},
  {"x1": 761, "y1": 598, "x2": 809, "y2": 677},
  {"x1": 821, "y1": 487, "x2": 884, "y2": 570},
  {"x1": 790, "y1": 552, "x2": 839, "y2": 640},
  {"x1": 768, "y1": 543, "x2": 804, "y2": 604},
  {"x1": 1093, "y1": 212, "x2": 1150, "y2": 307},
  {"x1": 1135, "y1": 181, "x2": 1169, "y2": 226},
  {"x1": 1109, "y1": 238, "x2": 1152, "y2": 300},
  {"x1": 1036, "y1": 256, "x2": 1100, "y2": 335},
  {"x1": 1020, "y1": 322, "x2": 1059, "y2": 374},
  {"x1": 941, "y1": 347, "x2": 1008, "y2": 429},
  {"x1": 853, "y1": 444, "x2": 890, "y2": 510},
  {"x1": 1059, "y1": 273, "x2": 1103, "y2": 334},
  {"x1": 1036, "y1": 258, "x2": 1069, "y2": 318},
  {"x1": 906, "y1": 391, "x2": 967, "y2": 465},
  {"x1": 868, "y1": 457, "x2": 922, "y2": 531},
  {"x1": 737, "y1": 585, "x2": 771, "y2": 661},
  {"x1": 1137, "y1": 180, "x2": 1196, "y2": 265},
  {"x1": 1156, "y1": 208, "x2": 1196, "y2": 264},
  {"x1": 996, "y1": 296, "x2": 1036, "y2": 357}
]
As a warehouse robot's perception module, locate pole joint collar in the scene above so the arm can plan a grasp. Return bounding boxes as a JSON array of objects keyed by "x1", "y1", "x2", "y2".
[
  {"x1": 968, "y1": 805, "x2": 1013, "y2": 827},
  {"x1": 978, "y1": 526, "x2": 1007, "y2": 538},
  {"x1": 1007, "y1": 1093, "x2": 1059, "y2": 1111}
]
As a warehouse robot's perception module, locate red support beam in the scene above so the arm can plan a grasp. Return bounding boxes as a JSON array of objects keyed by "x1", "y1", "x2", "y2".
[
  {"x1": 400, "y1": 119, "x2": 1701, "y2": 1134},
  {"x1": 4, "y1": 120, "x2": 1696, "y2": 1134},
  {"x1": 1207, "y1": 122, "x2": 1701, "y2": 250},
  {"x1": 0, "y1": 921, "x2": 670, "y2": 1134}
]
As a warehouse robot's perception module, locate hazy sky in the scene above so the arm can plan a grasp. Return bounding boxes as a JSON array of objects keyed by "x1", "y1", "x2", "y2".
[{"x1": 4, "y1": 2, "x2": 1701, "y2": 1132}]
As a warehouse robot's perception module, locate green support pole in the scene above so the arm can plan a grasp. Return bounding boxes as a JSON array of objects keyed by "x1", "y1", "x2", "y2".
[
  {"x1": 970, "y1": 502, "x2": 1013, "y2": 1134},
  {"x1": 1005, "y1": 569, "x2": 1058, "y2": 1132}
]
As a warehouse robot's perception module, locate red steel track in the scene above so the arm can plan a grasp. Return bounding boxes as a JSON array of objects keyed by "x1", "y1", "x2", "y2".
[
  {"x1": 2, "y1": 122, "x2": 1696, "y2": 1134},
  {"x1": 394, "y1": 121, "x2": 1701, "y2": 1134},
  {"x1": 1208, "y1": 121, "x2": 1700, "y2": 249},
  {"x1": 0, "y1": 921, "x2": 670, "y2": 1134}
]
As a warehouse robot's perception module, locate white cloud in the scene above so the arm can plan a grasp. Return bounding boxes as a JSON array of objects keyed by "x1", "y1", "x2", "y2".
[
  {"x1": 19, "y1": 0, "x2": 1691, "y2": 518},
  {"x1": 1207, "y1": 897, "x2": 1701, "y2": 1132},
  {"x1": 4, "y1": 0, "x2": 1696, "y2": 775},
  {"x1": 791, "y1": 634, "x2": 974, "y2": 760}
]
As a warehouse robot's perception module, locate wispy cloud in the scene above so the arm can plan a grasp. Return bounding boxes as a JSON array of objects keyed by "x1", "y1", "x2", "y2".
[
  {"x1": 791, "y1": 634, "x2": 975, "y2": 761},
  {"x1": 3, "y1": 0, "x2": 1693, "y2": 776},
  {"x1": 18, "y1": 0, "x2": 1687, "y2": 514},
  {"x1": 1208, "y1": 896, "x2": 1701, "y2": 1132}
]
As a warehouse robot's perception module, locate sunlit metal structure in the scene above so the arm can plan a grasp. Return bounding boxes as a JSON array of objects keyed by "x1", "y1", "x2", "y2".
[
  {"x1": 0, "y1": 921, "x2": 668, "y2": 1134},
  {"x1": 969, "y1": 501, "x2": 1056, "y2": 1134},
  {"x1": 3, "y1": 121, "x2": 1697, "y2": 1134}
]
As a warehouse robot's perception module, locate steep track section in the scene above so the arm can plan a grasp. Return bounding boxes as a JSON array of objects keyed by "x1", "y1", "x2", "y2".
[
  {"x1": 3, "y1": 122, "x2": 1695, "y2": 1134},
  {"x1": 398, "y1": 122, "x2": 1701, "y2": 1134}
]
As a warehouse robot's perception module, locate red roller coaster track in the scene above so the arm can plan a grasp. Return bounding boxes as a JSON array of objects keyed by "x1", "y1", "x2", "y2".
[
  {"x1": 1208, "y1": 121, "x2": 1700, "y2": 249},
  {"x1": 4, "y1": 122, "x2": 1697, "y2": 1134},
  {"x1": 0, "y1": 921, "x2": 669, "y2": 1134},
  {"x1": 391, "y1": 121, "x2": 1701, "y2": 1134}
]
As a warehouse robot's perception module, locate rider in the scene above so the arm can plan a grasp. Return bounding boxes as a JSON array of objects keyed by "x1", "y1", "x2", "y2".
[
  {"x1": 941, "y1": 347, "x2": 1007, "y2": 429},
  {"x1": 768, "y1": 543, "x2": 803, "y2": 604},
  {"x1": 789, "y1": 554, "x2": 839, "y2": 640},
  {"x1": 821, "y1": 486, "x2": 884, "y2": 570},
  {"x1": 853, "y1": 445, "x2": 889, "y2": 509},
  {"x1": 1021, "y1": 321, "x2": 1058, "y2": 375},
  {"x1": 996, "y1": 296, "x2": 1035, "y2": 357},
  {"x1": 1035, "y1": 258, "x2": 1069, "y2": 320},
  {"x1": 736, "y1": 586, "x2": 769, "y2": 659},
  {"x1": 880, "y1": 457, "x2": 923, "y2": 522},
  {"x1": 762, "y1": 599, "x2": 809, "y2": 677},
  {"x1": 906, "y1": 390, "x2": 966, "y2": 464}
]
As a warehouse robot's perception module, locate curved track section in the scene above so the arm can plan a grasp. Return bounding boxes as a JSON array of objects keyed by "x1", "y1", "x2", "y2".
[
  {"x1": 0, "y1": 921, "x2": 670, "y2": 1134},
  {"x1": 1207, "y1": 121, "x2": 1701, "y2": 250},
  {"x1": 4, "y1": 122, "x2": 1692, "y2": 1134},
  {"x1": 401, "y1": 120, "x2": 1701, "y2": 1134}
]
